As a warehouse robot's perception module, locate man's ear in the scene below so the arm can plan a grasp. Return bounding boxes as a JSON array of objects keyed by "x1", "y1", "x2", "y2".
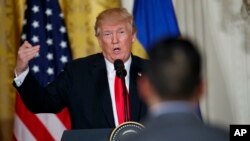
[
  {"x1": 197, "y1": 79, "x2": 205, "y2": 99},
  {"x1": 96, "y1": 36, "x2": 103, "y2": 48},
  {"x1": 132, "y1": 32, "x2": 136, "y2": 42},
  {"x1": 191, "y1": 79, "x2": 205, "y2": 103}
]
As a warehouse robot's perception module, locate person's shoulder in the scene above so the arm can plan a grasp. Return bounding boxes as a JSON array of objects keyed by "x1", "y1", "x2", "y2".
[
  {"x1": 62, "y1": 53, "x2": 104, "y2": 72},
  {"x1": 67, "y1": 53, "x2": 103, "y2": 66},
  {"x1": 132, "y1": 55, "x2": 148, "y2": 64},
  {"x1": 130, "y1": 124, "x2": 229, "y2": 141},
  {"x1": 184, "y1": 123, "x2": 229, "y2": 141},
  {"x1": 204, "y1": 125, "x2": 229, "y2": 140},
  {"x1": 131, "y1": 55, "x2": 148, "y2": 73}
]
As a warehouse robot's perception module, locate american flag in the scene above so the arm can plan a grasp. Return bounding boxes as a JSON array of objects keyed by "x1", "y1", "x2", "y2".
[{"x1": 13, "y1": 0, "x2": 71, "y2": 140}]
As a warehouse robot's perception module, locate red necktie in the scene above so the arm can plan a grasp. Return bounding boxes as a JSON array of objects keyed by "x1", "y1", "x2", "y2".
[{"x1": 114, "y1": 76, "x2": 130, "y2": 124}]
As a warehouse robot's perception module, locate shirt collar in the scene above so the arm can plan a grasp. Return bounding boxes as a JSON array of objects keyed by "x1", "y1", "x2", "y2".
[
  {"x1": 149, "y1": 101, "x2": 195, "y2": 117},
  {"x1": 104, "y1": 56, "x2": 132, "y2": 77}
]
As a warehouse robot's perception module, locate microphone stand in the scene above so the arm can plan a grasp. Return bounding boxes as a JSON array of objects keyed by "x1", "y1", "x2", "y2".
[{"x1": 120, "y1": 70, "x2": 129, "y2": 122}]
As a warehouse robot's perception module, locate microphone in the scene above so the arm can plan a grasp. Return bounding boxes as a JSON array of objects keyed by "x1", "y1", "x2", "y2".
[
  {"x1": 110, "y1": 60, "x2": 144, "y2": 141},
  {"x1": 114, "y1": 59, "x2": 129, "y2": 122},
  {"x1": 114, "y1": 59, "x2": 127, "y2": 78}
]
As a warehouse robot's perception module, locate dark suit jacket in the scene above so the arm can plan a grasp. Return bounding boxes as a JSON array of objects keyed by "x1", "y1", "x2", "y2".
[
  {"x1": 132, "y1": 112, "x2": 229, "y2": 141},
  {"x1": 14, "y1": 53, "x2": 147, "y2": 129}
]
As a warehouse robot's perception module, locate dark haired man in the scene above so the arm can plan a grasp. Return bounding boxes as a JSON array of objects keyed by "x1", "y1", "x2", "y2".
[{"x1": 134, "y1": 38, "x2": 229, "y2": 141}]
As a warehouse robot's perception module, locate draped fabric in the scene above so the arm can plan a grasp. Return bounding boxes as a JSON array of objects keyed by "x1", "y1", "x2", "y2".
[
  {"x1": 0, "y1": 1, "x2": 25, "y2": 141},
  {"x1": 133, "y1": 0, "x2": 203, "y2": 119},
  {"x1": 133, "y1": 0, "x2": 180, "y2": 52},
  {"x1": 60, "y1": 0, "x2": 121, "y2": 58},
  {"x1": 174, "y1": 0, "x2": 250, "y2": 126},
  {"x1": 0, "y1": 0, "x2": 123, "y2": 141},
  {"x1": 13, "y1": 0, "x2": 72, "y2": 140},
  {"x1": 60, "y1": 0, "x2": 147, "y2": 59}
]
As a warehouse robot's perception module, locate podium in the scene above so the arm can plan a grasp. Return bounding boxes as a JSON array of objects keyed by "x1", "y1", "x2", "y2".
[
  {"x1": 61, "y1": 128, "x2": 113, "y2": 141},
  {"x1": 61, "y1": 122, "x2": 144, "y2": 141}
]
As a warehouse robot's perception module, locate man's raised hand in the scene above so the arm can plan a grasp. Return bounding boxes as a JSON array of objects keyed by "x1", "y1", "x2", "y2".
[{"x1": 15, "y1": 41, "x2": 40, "y2": 76}]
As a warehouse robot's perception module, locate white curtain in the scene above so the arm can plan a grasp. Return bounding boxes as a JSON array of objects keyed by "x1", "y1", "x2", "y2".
[
  {"x1": 122, "y1": 0, "x2": 250, "y2": 129},
  {"x1": 174, "y1": 0, "x2": 250, "y2": 128}
]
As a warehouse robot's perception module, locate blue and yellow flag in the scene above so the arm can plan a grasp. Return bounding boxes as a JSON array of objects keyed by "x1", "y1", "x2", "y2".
[
  {"x1": 133, "y1": 0, "x2": 180, "y2": 52},
  {"x1": 133, "y1": 0, "x2": 202, "y2": 119}
]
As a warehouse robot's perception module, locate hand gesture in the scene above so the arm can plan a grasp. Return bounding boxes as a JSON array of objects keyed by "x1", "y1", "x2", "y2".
[{"x1": 15, "y1": 41, "x2": 40, "y2": 76}]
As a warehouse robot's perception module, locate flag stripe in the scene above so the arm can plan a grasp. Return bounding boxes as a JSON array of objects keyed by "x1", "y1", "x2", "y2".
[
  {"x1": 13, "y1": 134, "x2": 18, "y2": 141},
  {"x1": 15, "y1": 94, "x2": 55, "y2": 141},
  {"x1": 14, "y1": 0, "x2": 72, "y2": 140},
  {"x1": 37, "y1": 114, "x2": 67, "y2": 141},
  {"x1": 13, "y1": 114, "x2": 36, "y2": 141},
  {"x1": 56, "y1": 108, "x2": 71, "y2": 129}
]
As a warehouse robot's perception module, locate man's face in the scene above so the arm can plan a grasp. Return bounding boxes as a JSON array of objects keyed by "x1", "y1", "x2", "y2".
[{"x1": 97, "y1": 20, "x2": 136, "y2": 63}]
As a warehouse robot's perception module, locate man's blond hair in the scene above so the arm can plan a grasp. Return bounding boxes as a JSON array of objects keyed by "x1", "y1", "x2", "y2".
[{"x1": 94, "y1": 8, "x2": 137, "y2": 36}]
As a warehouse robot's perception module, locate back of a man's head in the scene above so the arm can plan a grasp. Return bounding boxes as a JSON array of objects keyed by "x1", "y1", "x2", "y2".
[{"x1": 146, "y1": 38, "x2": 202, "y2": 100}]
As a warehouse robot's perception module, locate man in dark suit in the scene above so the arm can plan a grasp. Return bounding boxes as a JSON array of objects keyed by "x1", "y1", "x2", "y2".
[
  {"x1": 13, "y1": 8, "x2": 147, "y2": 129},
  {"x1": 134, "y1": 38, "x2": 229, "y2": 141}
]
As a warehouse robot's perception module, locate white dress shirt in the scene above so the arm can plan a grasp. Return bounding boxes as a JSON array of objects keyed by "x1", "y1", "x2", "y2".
[
  {"x1": 14, "y1": 68, "x2": 29, "y2": 87},
  {"x1": 105, "y1": 56, "x2": 131, "y2": 126}
]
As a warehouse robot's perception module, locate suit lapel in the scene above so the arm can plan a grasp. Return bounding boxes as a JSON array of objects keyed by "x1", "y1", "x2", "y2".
[
  {"x1": 129, "y1": 56, "x2": 143, "y2": 121},
  {"x1": 91, "y1": 54, "x2": 115, "y2": 127},
  {"x1": 90, "y1": 54, "x2": 145, "y2": 126}
]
